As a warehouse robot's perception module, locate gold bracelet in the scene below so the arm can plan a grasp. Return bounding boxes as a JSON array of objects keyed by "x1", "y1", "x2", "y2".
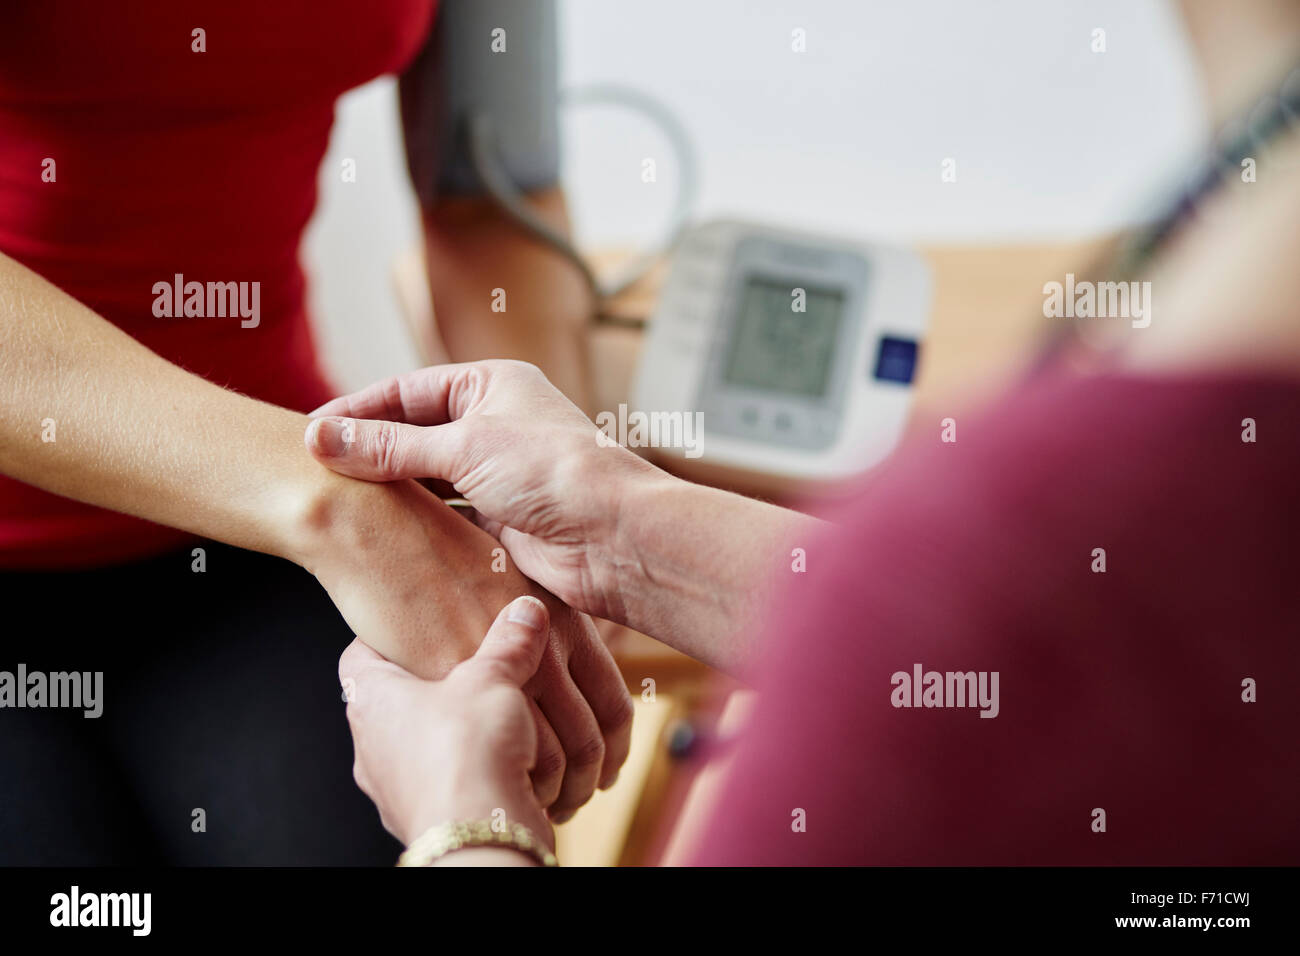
[{"x1": 397, "y1": 820, "x2": 558, "y2": 868}]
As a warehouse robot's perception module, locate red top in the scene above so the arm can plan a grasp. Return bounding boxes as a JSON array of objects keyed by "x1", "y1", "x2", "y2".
[
  {"x1": 0, "y1": 0, "x2": 435, "y2": 568},
  {"x1": 694, "y1": 370, "x2": 1300, "y2": 865}
]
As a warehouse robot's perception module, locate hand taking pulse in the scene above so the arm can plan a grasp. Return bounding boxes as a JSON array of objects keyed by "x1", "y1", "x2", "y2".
[
  {"x1": 308, "y1": 360, "x2": 659, "y2": 627},
  {"x1": 306, "y1": 359, "x2": 814, "y2": 674},
  {"x1": 340, "y1": 595, "x2": 553, "y2": 863}
]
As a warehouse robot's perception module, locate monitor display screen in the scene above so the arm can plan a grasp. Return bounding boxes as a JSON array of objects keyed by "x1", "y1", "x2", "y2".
[{"x1": 723, "y1": 277, "x2": 845, "y2": 398}]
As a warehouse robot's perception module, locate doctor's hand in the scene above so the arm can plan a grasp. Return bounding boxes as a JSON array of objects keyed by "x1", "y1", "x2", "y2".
[
  {"x1": 340, "y1": 595, "x2": 553, "y2": 859},
  {"x1": 306, "y1": 360, "x2": 668, "y2": 625}
]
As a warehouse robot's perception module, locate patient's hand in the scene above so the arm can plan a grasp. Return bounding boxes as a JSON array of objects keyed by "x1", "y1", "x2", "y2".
[{"x1": 292, "y1": 474, "x2": 631, "y2": 819}]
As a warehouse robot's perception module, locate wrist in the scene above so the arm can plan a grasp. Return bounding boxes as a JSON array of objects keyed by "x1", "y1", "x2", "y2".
[
  {"x1": 277, "y1": 466, "x2": 381, "y2": 572},
  {"x1": 401, "y1": 813, "x2": 552, "y2": 867},
  {"x1": 587, "y1": 464, "x2": 690, "y2": 626},
  {"x1": 407, "y1": 786, "x2": 544, "y2": 849},
  {"x1": 598, "y1": 473, "x2": 789, "y2": 671},
  {"x1": 282, "y1": 468, "x2": 471, "y2": 577},
  {"x1": 281, "y1": 472, "x2": 509, "y2": 675},
  {"x1": 584, "y1": 446, "x2": 667, "y2": 545},
  {"x1": 400, "y1": 767, "x2": 551, "y2": 858}
]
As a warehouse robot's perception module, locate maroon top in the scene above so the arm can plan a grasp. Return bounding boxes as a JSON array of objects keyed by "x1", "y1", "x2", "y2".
[{"x1": 693, "y1": 370, "x2": 1300, "y2": 865}]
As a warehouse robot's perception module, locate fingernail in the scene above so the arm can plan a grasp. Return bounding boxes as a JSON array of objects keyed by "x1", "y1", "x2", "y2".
[
  {"x1": 507, "y1": 596, "x2": 547, "y2": 631},
  {"x1": 309, "y1": 418, "x2": 349, "y2": 457}
]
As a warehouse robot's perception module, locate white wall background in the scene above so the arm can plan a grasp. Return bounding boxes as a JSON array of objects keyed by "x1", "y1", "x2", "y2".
[{"x1": 303, "y1": 0, "x2": 1206, "y2": 391}]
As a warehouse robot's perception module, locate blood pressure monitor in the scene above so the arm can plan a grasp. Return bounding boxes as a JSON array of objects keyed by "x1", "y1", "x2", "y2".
[{"x1": 633, "y1": 221, "x2": 932, "y2": 485}]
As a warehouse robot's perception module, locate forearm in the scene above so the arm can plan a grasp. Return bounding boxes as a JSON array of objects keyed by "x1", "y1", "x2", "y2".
[
  {"x1": 0, "y1": 251, "x2": 350, "y2": 560},
  {"x1": 602, "y1": 473, "x2": 823, "y2": 673},
  {"x1": 0, "y1": 253, "x2": 516, "y2": 676},
  {"x1": 422, "y1": 189, "x2": 594, "y2": 412}
]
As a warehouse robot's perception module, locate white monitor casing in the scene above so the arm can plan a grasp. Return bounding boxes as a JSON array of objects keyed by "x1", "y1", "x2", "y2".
[{"x1": 632, "y1": 220, "x2": 932, "y2": 487}]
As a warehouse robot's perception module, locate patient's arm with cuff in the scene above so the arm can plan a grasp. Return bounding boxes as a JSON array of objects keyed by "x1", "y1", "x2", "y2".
[
  {"x1": 400, "y1": 0, "x2": 592, "y2": 409},
  {"x1": 421, "y1": 191, "x2": 594, "y2": 413}
]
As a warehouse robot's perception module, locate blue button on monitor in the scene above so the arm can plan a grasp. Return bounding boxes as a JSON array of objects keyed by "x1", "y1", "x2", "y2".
[{"x1": 873, "y1": 336, "x2": 919, "y2": 384}]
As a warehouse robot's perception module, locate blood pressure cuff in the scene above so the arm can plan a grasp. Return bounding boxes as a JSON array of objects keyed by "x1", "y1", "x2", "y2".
[{"x1": 400, "y1": 0, "x2": 561, "y2": 204}]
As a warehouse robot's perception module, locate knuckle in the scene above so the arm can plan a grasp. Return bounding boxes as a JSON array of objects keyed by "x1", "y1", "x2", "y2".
[
  {"x1": 605, "y1": 691, "x2": 635, "y2": 736},
  {"x1": 566, "y1": 730, "x2": 606, "y2": 771},
  {"x1": 496, "y1": 359, "x2": 542, "y2": 382},
  {"x1": 532, "y1": 742, "x2": 567, "y2": 782},
  {"x1": 368, "y1": 422, "x2": 403, "y2": 478}
]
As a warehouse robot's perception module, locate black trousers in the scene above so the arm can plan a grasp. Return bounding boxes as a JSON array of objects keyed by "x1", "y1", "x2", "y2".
[{"x1": 0, "y1": 542, "x2": 400, "y2": 865}]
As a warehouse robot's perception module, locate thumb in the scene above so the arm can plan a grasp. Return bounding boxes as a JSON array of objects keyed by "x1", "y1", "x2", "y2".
[
  {"x1": 458, "y1": 596, "x2": 551, "y2": 688},
  {"x1": 304, "y1": 416, "x2": 463, "y2": 483}
]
